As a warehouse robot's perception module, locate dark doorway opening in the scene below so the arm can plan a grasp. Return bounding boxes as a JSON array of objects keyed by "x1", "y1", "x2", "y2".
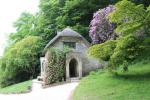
[{"x1": 69, "y1": 59, "x2": 78, "y2": 77}]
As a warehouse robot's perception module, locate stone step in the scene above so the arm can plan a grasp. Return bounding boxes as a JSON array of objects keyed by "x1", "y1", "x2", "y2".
[{"x1": 70, "y1": 77, "x2": 80, "y2": 82}]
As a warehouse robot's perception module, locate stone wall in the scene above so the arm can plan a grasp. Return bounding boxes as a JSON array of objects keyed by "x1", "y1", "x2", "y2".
[{"x1": 81, "y1": 54, "x2": 102, "y2": 75}]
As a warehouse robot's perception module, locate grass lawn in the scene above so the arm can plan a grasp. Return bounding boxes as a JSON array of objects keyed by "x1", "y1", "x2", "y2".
[
  {"x1": 0, "y1": 80, "x2": 32, "y2": 94},
  {"x1": 73, "y1": 62, "x2": 150, "y2": 100}
]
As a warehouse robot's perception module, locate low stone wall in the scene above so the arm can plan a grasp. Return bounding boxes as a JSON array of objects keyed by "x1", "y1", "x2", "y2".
[{"x1": 82, "y1": 54, "x2": 103, "y2": 76}]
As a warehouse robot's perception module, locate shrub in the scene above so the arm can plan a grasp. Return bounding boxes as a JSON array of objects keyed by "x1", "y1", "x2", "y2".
[
  {"x1": 109, "y1": 35, "x2": 141, "y2": 68},
  {"x1": 45, "y1": 48, "x2": 69, "y2": 84},
  {"x1": 88, "y1": 40, "x2": 117, "y2": 61},
  {"x1": 89, "y1": 5, "x2": 117, "y2": 44}
]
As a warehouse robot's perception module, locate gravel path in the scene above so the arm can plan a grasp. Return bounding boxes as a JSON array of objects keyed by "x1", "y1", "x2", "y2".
[{"x1": 0, "y1": 80, "x2": 79, "y2": 100}]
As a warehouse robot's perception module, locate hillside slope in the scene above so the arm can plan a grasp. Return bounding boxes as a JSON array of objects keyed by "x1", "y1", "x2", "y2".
[{"x1": 73, "y1": 62, "x2": 150, "y2": 100}]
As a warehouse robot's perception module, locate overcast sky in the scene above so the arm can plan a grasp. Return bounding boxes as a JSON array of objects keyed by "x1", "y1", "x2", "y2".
[{"x1": 0, "y1": 0, "x2": 39, "y2": 56}]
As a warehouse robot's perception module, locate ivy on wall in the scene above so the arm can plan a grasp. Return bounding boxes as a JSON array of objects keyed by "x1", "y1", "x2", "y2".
[{"x1": 45, "y1": 47, "x2": 69, "y2": 84}]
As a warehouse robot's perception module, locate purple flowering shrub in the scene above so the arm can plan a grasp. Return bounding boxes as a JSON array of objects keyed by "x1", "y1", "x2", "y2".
[{"x1": 89, "y1": 5, "x2": 117, "y2": 44}]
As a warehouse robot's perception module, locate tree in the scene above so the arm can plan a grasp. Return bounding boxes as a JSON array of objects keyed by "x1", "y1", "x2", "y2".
[
  {"x1": 0, "y1": 36, "x2": 43, "y2": 87},
  {"x1": 57, "y1": 0, "x2": 119, "y2": 41},
  {"x1": 35, "y1": 0, "x2": 63, "y2": 43},
  {"x1": 109, "y1": 0, "x2": 150, "y2": 36},
  {"x1": 9, "y1": 12, "x2": 37, "y2": 42},
  {"x1": 108, "y1": 0, "x2": 150, "y2": 68},
  {"x1": 36, "y1": 0, "x2": 120, "y2": 43}
]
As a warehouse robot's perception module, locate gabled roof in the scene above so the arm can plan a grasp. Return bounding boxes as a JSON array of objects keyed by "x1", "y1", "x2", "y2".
[
  {"x1": 43, "y1": 27, "x2": 90, "y2": 53},
  {"x1": 58, "y1": 27, "x2": 83, "y2": 37}
]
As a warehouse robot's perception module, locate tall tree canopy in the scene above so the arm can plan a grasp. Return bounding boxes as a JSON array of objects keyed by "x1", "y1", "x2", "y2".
[
  {"x1": 35, "y1": 0, "x2": 119, "y2": 43},
  {"x1": 9, "y1": 0, "x2": 150, "y2": 44}
]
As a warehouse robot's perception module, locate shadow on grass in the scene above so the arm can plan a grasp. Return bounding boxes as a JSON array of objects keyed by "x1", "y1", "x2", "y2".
[{"x1": 112, "y1": 71, "x2": 150, "y2": 81}]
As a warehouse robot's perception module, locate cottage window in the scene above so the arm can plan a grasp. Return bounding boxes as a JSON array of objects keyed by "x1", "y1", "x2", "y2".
[{"x1": 63, "y1": 42, "x2": 76, "y2": 49}]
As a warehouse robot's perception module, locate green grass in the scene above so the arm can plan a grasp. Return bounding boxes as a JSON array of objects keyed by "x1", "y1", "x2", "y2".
[
  {"x1": 0, "y1": 80, "x2": 32, "y2": 94},
  {"x1": 73, "y1": 62, "x2": 150, "y2": 100}
]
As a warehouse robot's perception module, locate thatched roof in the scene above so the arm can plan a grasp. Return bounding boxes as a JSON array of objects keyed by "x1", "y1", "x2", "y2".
[
  {"x1": 43, "y1": 27, "x2": 90, "y2": 53},
  {"x1": 58, "y1": 27, "x2": 83, "y2": 37}
]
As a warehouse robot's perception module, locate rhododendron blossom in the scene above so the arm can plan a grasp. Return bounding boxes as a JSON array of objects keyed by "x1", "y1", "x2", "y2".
[{"x1": 89, "y1": 5, "x2": 117, "y2": 44}]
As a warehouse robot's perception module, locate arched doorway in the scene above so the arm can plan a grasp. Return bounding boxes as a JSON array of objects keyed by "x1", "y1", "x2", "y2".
[{"x1": 69, "y1": 59, "x2": 78, "y2": 78}]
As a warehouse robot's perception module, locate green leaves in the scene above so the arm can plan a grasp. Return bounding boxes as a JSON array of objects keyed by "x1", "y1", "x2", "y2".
[
  {"x1": 37, "y1": 0, "x2": 120, "y2": 43},
  {"x1": 0, "y1": 36, "x2": 43, "y2": 87},
  {"x1": 109, "y1": 0, "x2": 147, "y2": 36},
  {"x1": 10, "y1": 12, "x2": 37, "y2": 42},
  {"x1": 46, "y1": 48, "x2": 67, "y2": 84},
  {"x1": 88, "y1": 40, "x2": 117, "y2": 61},
  {"x1": 109, "y1": 35, "x2": 140, "y2": 67}
]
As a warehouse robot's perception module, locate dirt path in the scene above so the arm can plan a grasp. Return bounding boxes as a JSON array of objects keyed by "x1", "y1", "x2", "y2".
[{"x1": 0, "y1": 80, "x2": 79, "y2": 100}]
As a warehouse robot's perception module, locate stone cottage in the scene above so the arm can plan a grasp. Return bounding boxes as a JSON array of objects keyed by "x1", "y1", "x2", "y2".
[{"x1": 39, "y1": 27, "x2": 101, "y2": 84}]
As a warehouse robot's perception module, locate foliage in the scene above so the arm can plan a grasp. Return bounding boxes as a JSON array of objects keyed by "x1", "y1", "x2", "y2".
[
  {"x1": 107, "y1": 0, "x2": 150, "y2": 68},
  {"x1": 0, "y1": 36, "x2": 43, "y2": 87},
  {"x1": 9, "y1": 0, "x2": 121, "y2": 44},
  {"x1": 36, "y1": 0, "x2": 119, "y2": 43},
  {"x1": 33, "y1": 0, "x2": 150, "y2": 44},
  {"x1": 131, "y1": 0, "x2": 150, "y2": 7},
  {"x1": 9, "y1": 12, "x2": 37, "y2": 42},
  {"x1": 89, "y1": 0, "x2": 150, "y2": 44},
  {"x1": 35, "y1": 0, "x2": 62, "y2": 43},
  {"x1": 73, "y1": 62, "x2": 150, "y2": 100},
  {"x1": 88, "y1": 0, "x2": 150, "y2": 70},
  {"x1": 109, "y1": 35, "x2": 142, "y2": 68},
  {"x1": 0, "y1": 80, "x2": 32, "y2": 94},
  {"x1": 89, "y1": 5, "x2": 117, "y2": 44},
  {"x1": 45, "y1": 47, "x2": 69, "y2": 84},
  {"x1": 88, "y1": 40, "x2": 117, "y2": 61},
  {"x1": 109, "y1": 0, "x2": 150, "y2": 36}
]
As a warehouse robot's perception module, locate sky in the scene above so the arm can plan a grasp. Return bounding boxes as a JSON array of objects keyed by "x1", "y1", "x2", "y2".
[{"x1": 0, "y1": 0, "x2": 39, "y2": 56}]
